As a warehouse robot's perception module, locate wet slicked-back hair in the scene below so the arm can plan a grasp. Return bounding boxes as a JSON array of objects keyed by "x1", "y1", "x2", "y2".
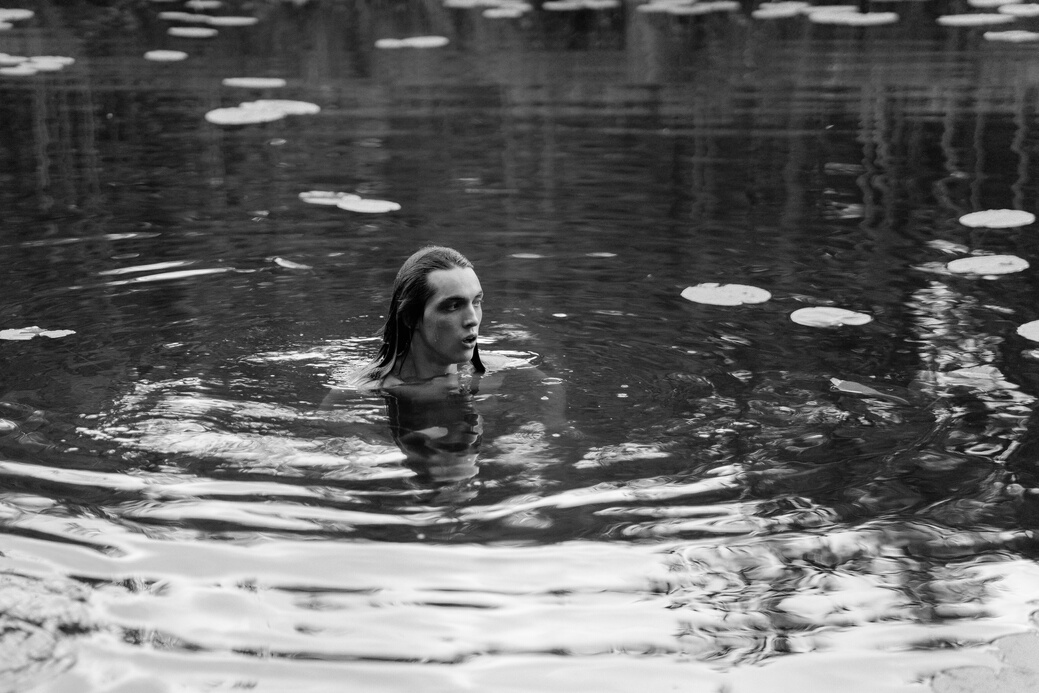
[{"x1": 366, "y1": 246, "x2": 484, "y2": 382}]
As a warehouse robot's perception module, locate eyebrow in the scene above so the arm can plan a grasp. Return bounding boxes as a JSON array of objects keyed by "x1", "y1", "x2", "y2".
[{"x1": 437, "y1": 291, "x2": 482, "y2": 305}]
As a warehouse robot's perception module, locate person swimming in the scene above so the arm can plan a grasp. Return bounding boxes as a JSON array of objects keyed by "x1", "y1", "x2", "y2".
[
  {"x1": 361, "y1": 245, "x2": 484, "y2": 388},
  {"x1": 323, "y1": 245, "x2": 568, "y2": 496}
]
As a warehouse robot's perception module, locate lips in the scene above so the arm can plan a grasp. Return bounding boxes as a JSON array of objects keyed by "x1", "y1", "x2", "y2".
[{"x1": 462, "y1": 335, "x2": 478, "y2": 347}]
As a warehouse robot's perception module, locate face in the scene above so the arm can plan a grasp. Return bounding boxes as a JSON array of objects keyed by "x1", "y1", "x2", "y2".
[{"x1": 409, "y1": 266, "x2": 483, "y2": 375}]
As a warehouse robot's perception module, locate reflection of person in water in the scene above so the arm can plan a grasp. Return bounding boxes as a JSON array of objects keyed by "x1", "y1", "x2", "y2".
[
  {"x1": 386, "y1": 383, "x2": 482, "y2": 486},
  {"x1": 324, "y1": 245, "x2": 568, "y2": 492}
]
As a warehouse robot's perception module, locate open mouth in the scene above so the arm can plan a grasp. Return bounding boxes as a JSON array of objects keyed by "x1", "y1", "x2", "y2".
[{"x1": 462, "y1": 335, "x2": 477, "y2": 347}]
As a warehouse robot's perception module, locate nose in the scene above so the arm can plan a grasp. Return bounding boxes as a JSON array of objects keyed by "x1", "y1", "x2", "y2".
[{"x1": 463, "y1": 303, "x2": 479, "y2": 328}]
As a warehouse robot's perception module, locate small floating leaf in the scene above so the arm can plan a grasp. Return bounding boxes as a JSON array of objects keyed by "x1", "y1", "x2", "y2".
[
  {"x1": 222, "y1": 77, "x2": 286, "y2": 88},
  {"x1": 273, "y1": 257, "x2": 313, "y2": 270},
  {"x1": 790, "y1": 306, "x2": 872, "y2": 327},
  {"x1": 336, "y1": 197, "x2": 401, "y2": 214},
  {"x1": 168, "y1": 26, "x2": 219, "y2": 38},
  {"x1": 0, "y1": 326, "x2": 75, "y2": 341},
  {"x1": 830, "y1": 378, "x2": 911, "y2": 405},
  {"x1": 681, "y1": 283, "x2": 771, "y2": 306},
  {"x1": 946, "y1": 254, "x2": 1029, "y2": 275},
  {"x1": 1017, "y1": 320, "x2": 1039, "y2": 342},
  {"x1": 299, "y1": 191, "x2": 361, "y2": 205},
  {"x1": 958, "y1": 209, "x2": 1036, "y2": 228},
  {"x1": 145, "y1": 50, "x2": 189, "y2": 62},
  {"x1": 936, "y1": 13, "x2": 1015, "y2": 25},
  {"x1": 925, "y1": 239, "x2": 970, "y2": 254}
]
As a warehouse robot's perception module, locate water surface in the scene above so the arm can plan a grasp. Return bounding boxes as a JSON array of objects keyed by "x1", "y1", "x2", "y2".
[{"x1": 3, "y1": 1, "x2": 1039, "y2": 691}]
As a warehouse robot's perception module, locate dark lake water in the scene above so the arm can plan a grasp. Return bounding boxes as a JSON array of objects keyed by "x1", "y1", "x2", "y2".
[{"x1": 4, "y1": 0, "x2": 1039, "y2": 691}]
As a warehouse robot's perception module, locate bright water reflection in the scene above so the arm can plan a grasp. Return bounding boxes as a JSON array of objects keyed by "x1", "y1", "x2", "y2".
[{"x1": 3, "y1": 0, "x2": 1039, "y2": 691}]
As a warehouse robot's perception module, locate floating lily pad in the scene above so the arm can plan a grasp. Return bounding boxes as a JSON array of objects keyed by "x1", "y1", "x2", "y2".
[
  {"x1": 0, "y1": 64, "x2": 37, "y2": 76},
  {"x1": 241, "y1": 99, "x2": 320, "y2": 115},
  {"x1": 222, "y1": 77, "x2": 287, "y2": 88},
  {"x1": 752, "y1": 2, "x2": 808, "y2": 18},
  {"x1": 298, "y1": 190, "x2": 361, "y2": 205},
  {"x1": 1018, "y1": 320, "x2": 1039, "y2": 342},
  {"x1": 0, "y1": 9, "x2": 33, "y2": 21},
  {"x1": 681, "y1": 283, "x2": 772, "y2": 306},
  {"x1": 145, "y1": 50, "x2": 189, "y2": 61},
  {"x1": 207, "y1": 16, "x2": 259, "y2": 26},
  {"x1": 484, "y1": 6, "x2": 526, "y2": 16},
  {"x1": 946, "y1": 254, "x2": 1029, "y2": 275},
  {"x1": 958, "y1": 209, "x2": 1036, "y2": 228},
  {"x1": 790, "y1": 306, "x2": 872, "y2": 327},
  {"x1": 168, "y1": 26, "x2": 219, "y2": 38},
  {"x1": 0, "y1": 326, "x2": 75, "y2": 341},
  {"x1": 988, "y1": 29, "x2": 1039, "y2": 40},
  {"x1": 158, "y1": 11, "x2": 210, "y2": 22},
  {"x1": 809, "y1": 9, "x2": 898, "y2": 24},
  {"x1": 204, "y1": 105, "x2": 284, "y2": 125},
  {"x1": 664, "y1": 1, "x2": 740, "y2": 14},
  {"x1": 28, "y1": 56, "x2": 73, "y2": 72},
  {"x1": 1000, "y1": 4, "x2": 1039, "y2": 15},
  {"x1": 936, "y1": 13, "x2": 1015, "y2": 25},
  {"x1": 336, "y1": 197, "x2": 401, "y2": 214},
  {"x1": 936, "y1": 365, "x2": 1018, "y2": 392},
  {"x1": 375, "y1": 35, "x2": 450, "y2": 49},
  {"x1": 802, "y1": 4, "x2": 858, "y2": 13}
]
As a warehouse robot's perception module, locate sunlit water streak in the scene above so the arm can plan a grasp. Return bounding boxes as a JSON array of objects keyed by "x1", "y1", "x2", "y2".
[{"x1": 3, "y1": 1, "x2": 1039, "y2": 692}]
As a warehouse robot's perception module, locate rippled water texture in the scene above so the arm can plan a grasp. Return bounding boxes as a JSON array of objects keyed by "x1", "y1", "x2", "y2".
[{"x1": 4, "y1": 0, "x2": 1039, "y2": 691}]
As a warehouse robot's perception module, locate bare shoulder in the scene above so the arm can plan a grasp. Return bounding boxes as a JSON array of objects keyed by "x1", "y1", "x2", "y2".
[{"x1": 480, "y1": 350, "x2": 539, "y2": 373}]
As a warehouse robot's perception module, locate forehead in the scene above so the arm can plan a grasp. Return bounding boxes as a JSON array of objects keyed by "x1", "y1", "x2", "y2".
[{"x1": 426, "y1": 266, "x2": 481, "y2": 301}]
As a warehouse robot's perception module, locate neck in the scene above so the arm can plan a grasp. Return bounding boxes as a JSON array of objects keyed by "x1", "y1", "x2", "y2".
[{"x1": 396, "y1": 352, "x2": 459, "y2": 382}]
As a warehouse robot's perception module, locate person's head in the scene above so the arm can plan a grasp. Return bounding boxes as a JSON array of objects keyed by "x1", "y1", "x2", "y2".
[{"x1": 369, "y1": 246, "x2": 484, "y2": 382}]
